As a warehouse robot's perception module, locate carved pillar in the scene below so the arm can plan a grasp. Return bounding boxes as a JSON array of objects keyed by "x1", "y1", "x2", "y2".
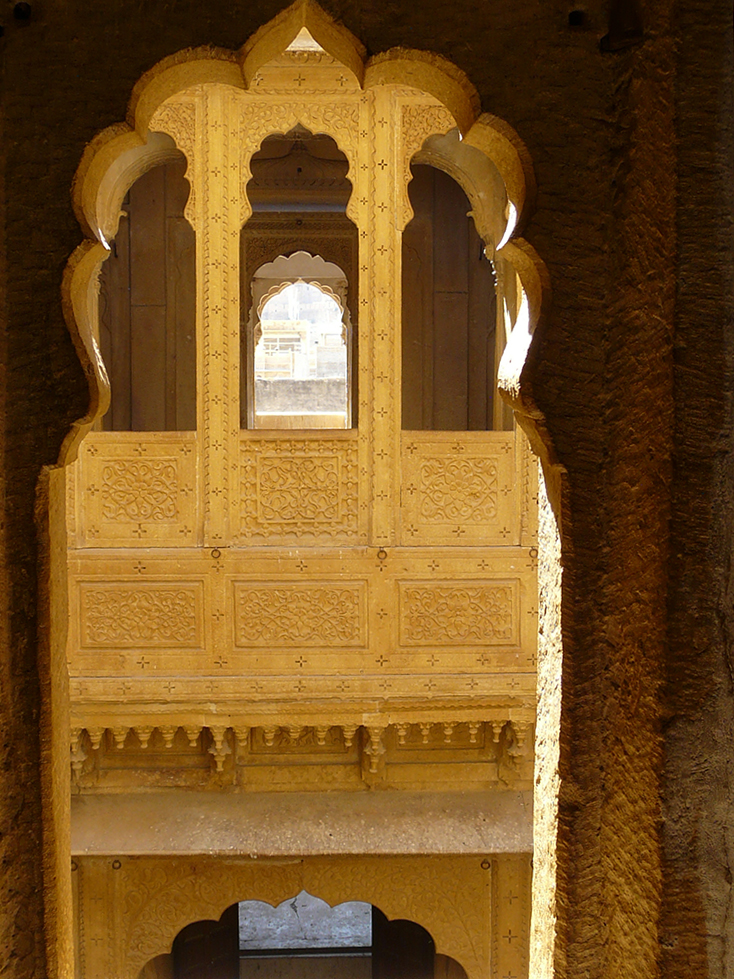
[
  {"x1": 369, "y1": 86, "x2": 400, "y2": 545},
  {"x1": 198, "y1": 85, "x2": 240, "y2": 546}
]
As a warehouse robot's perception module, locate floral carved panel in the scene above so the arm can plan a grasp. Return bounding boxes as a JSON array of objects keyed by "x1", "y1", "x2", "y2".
[
  {"x1": 233, "y1": 581, "x2": 366, "y2": 647},
  {"x1": 400, "y1": 432, "x2": 519, "y2": 545},
  {"x1": 79, "y1": 582, "x2": 203, "y2": 648},
  {"x1": 73, "y1": 433, "x2": 198, "y2": 547},
  {"x1": 236, "y1": 435, "x2": 362, "y2": 543},
  {"x1": 398, "y1": 581, "x2": 518, "y2": 647}
]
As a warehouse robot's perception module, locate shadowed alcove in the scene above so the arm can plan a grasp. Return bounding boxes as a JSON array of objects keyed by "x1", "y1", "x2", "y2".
[
  {"x1": 137, "y1": 893, "x2": 469, "y2": 979},
  {"x1": 98, "y1": 150, "x2": 196, "y2": 431},
  {"x1": 240, "y1": 128, "x2": 358, "y2": 429},
  {"x1": 402, "y1": 163, "x2": 498, "y2": 432}
]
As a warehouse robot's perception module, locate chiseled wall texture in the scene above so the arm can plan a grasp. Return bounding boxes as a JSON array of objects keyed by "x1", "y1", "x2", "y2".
[{"x1": 0, "y1": 0, "x2": 733, "y2": 977}]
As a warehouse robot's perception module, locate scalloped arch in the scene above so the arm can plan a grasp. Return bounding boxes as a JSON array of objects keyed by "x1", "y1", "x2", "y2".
[
  {"x1": 63, "y1": 0, "x2": 548, "y2": 472},
  {"x1": 129, "y1": 877, "x2": 478, "y2": 979}
]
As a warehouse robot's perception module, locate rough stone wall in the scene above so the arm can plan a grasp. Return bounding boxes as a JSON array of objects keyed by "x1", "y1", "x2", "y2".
[
  {"x1": 527, "y1": 0, "x2": 677, "y2": 976},
  {"x1": 1, "y1": 0, "x2": 733, "y2": 976},
  {"x1": 529, "y1": 469, "x2": 562, "y2": 977},
  {"x1": 661, "y1": 0, "x2": 734, "y2": 975}
]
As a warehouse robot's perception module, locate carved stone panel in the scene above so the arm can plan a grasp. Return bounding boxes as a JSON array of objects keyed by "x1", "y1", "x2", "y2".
[
  {"x1": 72, "y1": 433, "x2": 198, "y2": 547},
  {"x1": 74, "y1": 854, "x2": 507, "y2": 979},
  {"x1": 80, "y1": 584, "x2": 201, "y2": 648},
  {"x1": 236, "y1": 434, "x2": 362, "y2": 543},
  {"x1": 71, "y1": 579, "x2": 206, "y2": 675},
  {"x1": 400, "y1": 432, "x2": 518, "y2": 545},
  {"x1": 233, "y1": 581, "x2": 367, "y2": 647},
  {"x1": 398, "y1": 581, "x2": 518, "y2": 647}
]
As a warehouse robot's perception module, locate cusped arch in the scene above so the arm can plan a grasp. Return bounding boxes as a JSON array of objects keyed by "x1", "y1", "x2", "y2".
[
  {"x1": 137, "y1": 892, "x2": 469, "y2": 979},
  {"x1": 127, "y1": 871, "x2": 481, "y2": 979},
  {"x1": 65, "y1": 0, "x2": 546, "y2": 467}
]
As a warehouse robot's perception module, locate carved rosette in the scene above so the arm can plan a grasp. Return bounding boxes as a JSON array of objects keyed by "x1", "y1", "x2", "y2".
[
  {"x1": 100, "y1": 460, "x2": 178, "y2": 522},
  {"x1": 418, "y1": 457, "x2": 498, "y2": 522},
  {"x1": 401, "y1": 433, "x2": 517, "y2": 545}
]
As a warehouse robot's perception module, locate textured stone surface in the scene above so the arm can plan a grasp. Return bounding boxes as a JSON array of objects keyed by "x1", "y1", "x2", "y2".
[{"x1": 70, "y1": 789, "x2": 533, "y2": 856}]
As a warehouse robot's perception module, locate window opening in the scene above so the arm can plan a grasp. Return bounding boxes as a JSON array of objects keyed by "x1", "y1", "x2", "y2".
[
  {"x1": 401, "y1": 163, "x2": 498, "y2": 431},
  {"x1": 240, "y1": 127, "x2": 358, "y2": 428},
  {"x1": 252, "y1": 278, "x2": 350, "y2": 429},
  {"x1": 158, "y1": 894, "x2": 468, "y2": 979},
  {"x1": 98, "y1": 152, "x2": 196, "y2": 431}
]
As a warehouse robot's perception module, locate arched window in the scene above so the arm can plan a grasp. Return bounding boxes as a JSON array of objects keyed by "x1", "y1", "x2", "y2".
[
  {"x1": 240, "y1": 128, "x2": 358, "y2": 430},
  {"x1": 98, "y1": 151, "x2": 196, "y2": 431},
  {"x1": 402, "y1": 162, "x2": 498, "y2": 431},
  {"x1": 246, "y1": 252, "x2": 352, "y2": 428},
  {"x1": 65, "y1": 13, "x2": 543, "y2": 979}
]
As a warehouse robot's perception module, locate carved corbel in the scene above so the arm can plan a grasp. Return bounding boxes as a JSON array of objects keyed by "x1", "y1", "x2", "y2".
[
  {"x1": 87, "y1": 727, "x2": 105, "y2": 750},
  {"x1": 159, "y1": 725, "x2": 178, "y2": 748},
  {"x1": 491, "y1": 721, "x2": 506, "y2": 743},
  {"x1": 341, "y1": 724, "x2": 358, "y2": 747},
  {"x1": 70, "y1": 728, "x2": 88, "y2": 777},
  {"x1": 112, "y1": 726, "x2": 130, "y2": 750},
  {"x1": 183, "y1": 726, "x2": 201, "y2": 748},
  {"x1": 208, "y1": 726, "x2": 232, "y2": 772},
  {"x1": 288, "y1": 725, "x2": 304, "y2": 744},
  {"x1": 510, "y1": 721, "x2": 532, "y2": 752},
  {"x1": 134, "y1": 726, "x2": 154, "y2": 749},
  {"x1": 363, "y1": 725, "x2": 387, "y2": 775},
  {"x1": 315, "y1": 725, "x2": 330, "y2": 746},
  {"x1": 232, "y1": 726, "x2": 250, "y2": 749}
]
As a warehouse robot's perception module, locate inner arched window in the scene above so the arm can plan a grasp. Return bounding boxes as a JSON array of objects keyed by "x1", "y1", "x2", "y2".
[
  {"x1": 401, "y1": 162, "x2": 499, "y2": 431},
  {"x1": 240, "y1": 127, "x2": 357, "y2": 430},
  {"x1": 252, "y1": 275, "x2": 350, "y2": 429},
  {"x1": 98, "y1": 151, "x2": 196, "y2": 431}
]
